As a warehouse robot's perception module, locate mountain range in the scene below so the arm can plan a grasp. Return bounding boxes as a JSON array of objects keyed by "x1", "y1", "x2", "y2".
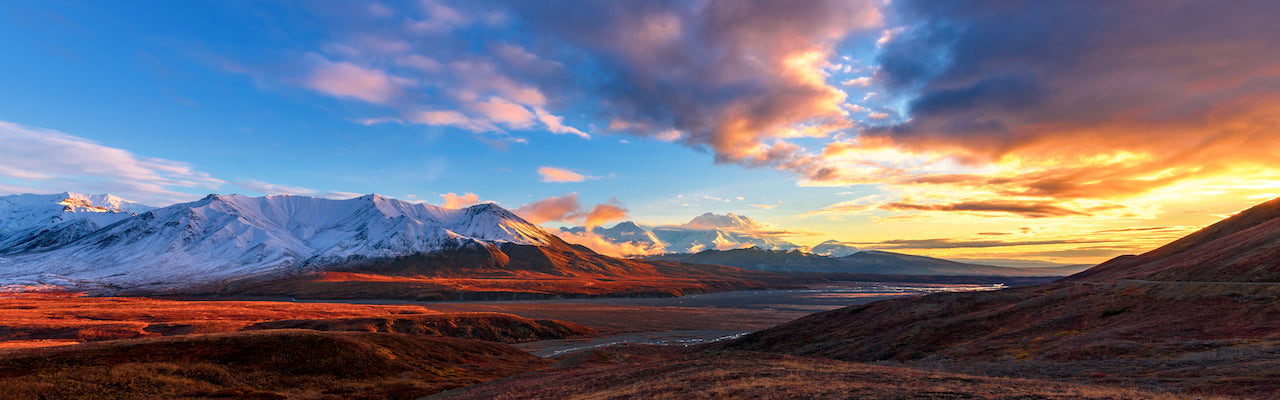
[
  {"x1": 0, "y1": 193, "x2": 771, "y2": 296},
  {"x1": 648, "y1": 247, "x2": 1090, "y2": 277},
  {"x1": 560, "y1": 213, "x2": 800, "y2": 254}
]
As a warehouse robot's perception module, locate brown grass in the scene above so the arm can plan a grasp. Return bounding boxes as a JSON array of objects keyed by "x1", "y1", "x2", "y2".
[
  {"x1": 0, "y1": 330, "x2": 550, "y2": 400},
  {"x1": 431, "y1": 348, "x2": 1188, "y2": 400},
  {"x1": 0, "y1": 295, "x2": 593, "y2": 348}
]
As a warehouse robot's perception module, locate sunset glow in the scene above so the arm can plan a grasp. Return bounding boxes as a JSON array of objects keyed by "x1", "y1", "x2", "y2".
[{"x1": 2, "y1": 0, "x2": 1277, "y2": 264}]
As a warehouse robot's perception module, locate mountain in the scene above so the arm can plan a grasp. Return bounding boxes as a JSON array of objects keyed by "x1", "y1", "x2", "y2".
[
  {"x1": 560, "y1": 218, "x2": 800, "y2": 254},
  {"x1": 651, "y1": 226, "x2": 798, "y2": 253},
  {"x1": 0, "y1": 192, "x2": 153, "y2": 255},
  {"x1": 0, "y1": 193, "x2": 771, "y2": 297},
  {"x1": 649, "y1": 247, "x2": 1076, "y2": 277},
  {"x1": 561, "y1": 221, "x2": 663, "y2": 248},
  {"x1": 945, "y1": 257, "x2": 1092, "y2": 272},
  {"x1": 680, "y1": 212, "x2": 762, "y2": 230},
  {"x1": 720, "y1": 197, "x2": 1280, "y2": 397},
  {"x1": 810, "y1": 239, "x2": 859, "y2": 257},
  {"x1": 0, "y1": 194, "x2": 556, "y2": 292}
]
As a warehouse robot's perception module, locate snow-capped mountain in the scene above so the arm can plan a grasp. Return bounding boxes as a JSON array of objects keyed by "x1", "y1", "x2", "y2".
[
  {"x1": 651, "y1": 227, "x2": 798, "y2": 253},
  {"x1": 809, "y1": 240, "x2": 859, "y2": 257},
  {"x1": 561, "y1": 221, "x2": 663, "y2": 248},
  {"x1": 0, "y1": 192, "x2": 154, "y2": 254},
  {"x1": 560, "y1": 214, "x2": 800, "y2": 255},
  {"x1": 680, "y1": 212, "x2": 763, "y2": 231},
  {"x1": 0, "y1": 194, "x2": 561, "y2": 293}
]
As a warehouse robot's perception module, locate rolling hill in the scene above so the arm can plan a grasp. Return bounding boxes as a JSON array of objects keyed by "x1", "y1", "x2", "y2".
[{"x1": 721, "y1": 197, "x2": 1280, "y2": 397}]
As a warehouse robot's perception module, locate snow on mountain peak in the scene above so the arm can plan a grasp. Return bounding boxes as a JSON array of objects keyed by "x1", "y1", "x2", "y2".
[
  {"x1": 0, "y1": 192, "x2": 156, "y2": 256},
  {"x1": 681, "y1": 212, "x2": 765, "y2": 231},
  {"x1": 0, "y1": 193, "x2": 562, "y2": 292}
]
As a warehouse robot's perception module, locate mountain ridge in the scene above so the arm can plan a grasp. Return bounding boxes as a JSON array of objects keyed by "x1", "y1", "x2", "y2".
[
  {"x1": 0, "y1": 193, "x2": 570, "y2": 293},
  {"x1": 648, "y1": 246, "x2": 1087, "y2": 277}
]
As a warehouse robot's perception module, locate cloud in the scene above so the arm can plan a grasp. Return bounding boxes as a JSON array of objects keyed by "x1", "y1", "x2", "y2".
[
  {"x1": 0, "y1": 121, "x2": 224, "y2": 205},
  {"x1": 234, "y1": 1, "x2": 1280, "y2": 222},
  {"x1": 513, "y1": 193, "x2": 631, "y2": 228},
  {"x1": 514, "y1": 193, "x2": 585, "y2": 224},
  {"x1": 845, "y1": 238, "x2": 1110, "y2": 250},
  {"x1": 473, "y1": 97, "x2": 537, "y2": 129},
  {"x1": 234, "y1": 179, "x2": 361, "y2": 200},
  {"x1": 440, "y1": 192, "x2": 480, "y2": 208},
  {"x1": 537, "y1": 166, "x2": 590, "y2": 183},
  {"x1": 584, "y1": 199, "x2": 627, "y2": 228},
  {"x1": 498, "y1": 0, "x2": 883, "y2": 164},
  {"x1": 534, "y1": 108, "x2": 589, "y2": 138},
  {"x1": 556, "y1": 230, "x2": 664, "y2": 258},
  {"x1": 304, "y1": 55, "x2": 410, "y2": 104},
  {"x1": 798, "y1": 0, "x2": 1280, "y2": 216}
]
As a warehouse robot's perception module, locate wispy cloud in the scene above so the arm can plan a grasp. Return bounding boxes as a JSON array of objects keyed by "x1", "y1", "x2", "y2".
[
  {"x1": 304, "y1": 55, "x2": 412, "y2": 104},
  {"x1": 0, "y1": 121, "x2": 224, "y2": 205},
  {"x1": 233, "y1": 179, "x2": 362, "y2": 200},
  {"x1": 538, "y1": 166, "x2": 594, "y2": 183}
]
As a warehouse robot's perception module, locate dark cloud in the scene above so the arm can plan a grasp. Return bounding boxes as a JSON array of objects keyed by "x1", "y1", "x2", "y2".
[
  {"x1": 868, "y1": 0, "x2": 1280, "y2": 167},
  {"x1": 882, "y1": 200, "x2": 1087, "y2": 218},
  {"x1": 506, "y1": 0, "x2": 881, "y2": 163},
  {"x1": 847, "y1": 238, "x2": 1109, "y2": 250}
]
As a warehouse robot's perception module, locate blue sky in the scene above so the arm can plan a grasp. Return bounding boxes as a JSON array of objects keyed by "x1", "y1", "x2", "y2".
[{"x1": 3, "y1": 1, "x2": 1278, "y2": 262}]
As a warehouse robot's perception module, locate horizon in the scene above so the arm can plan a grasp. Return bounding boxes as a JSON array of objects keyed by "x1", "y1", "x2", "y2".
[{"x1": 4, "y1": 1, "x2": 1279, "y2": 265}]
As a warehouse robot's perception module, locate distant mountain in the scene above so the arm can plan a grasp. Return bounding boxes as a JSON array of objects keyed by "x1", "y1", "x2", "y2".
[
  {"x1": 944, "y1": 257, "x2": 1091, "y2": 275},
  {"x1": 0, "y1": 194, "x2": 767, "y2": 296},
  {"x1": 721, "y1": 197, "x2": 1280, "y2": 397},
  {"x1": 0, "y1": 192, "x2": 154, "y2": 255},
  {"x1": 560, "y1": 215, "x2": 800, "y2": 255},
  {"x1": 810, "y1": 239, "x2": 859, "y2": 257},
  {"x1": 666, "y1": 247, "x2": 1081, "y2": 276},
  {"x1": 648, "y1": 247, "x2": 1076, "y2": 277}
]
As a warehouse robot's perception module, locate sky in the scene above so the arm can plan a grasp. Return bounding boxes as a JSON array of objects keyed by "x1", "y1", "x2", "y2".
[{"x1": 2, "y1": 0, "x2": 1278, "y2": 264}]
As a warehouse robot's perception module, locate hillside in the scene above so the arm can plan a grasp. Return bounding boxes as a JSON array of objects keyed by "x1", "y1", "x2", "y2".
[
  {"x1": 1067, "y1": 196, "x2": 1280, "y2": 282},
  {"x1": 648, "y1": 247, "x2": 1084, "y2": 277},
  {"x1": 430, "y1": 348, "x2": 1175, "y2": 400},
  {"x1": 722, "y1": 197, "x2": 1280, "y2": 397}
]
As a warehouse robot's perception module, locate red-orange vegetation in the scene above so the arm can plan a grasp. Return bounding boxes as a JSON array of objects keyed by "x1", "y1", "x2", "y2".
[
  {"x1": 0, "y1": 295, "x2": 591, "y2": 348},
  {"x1": 438, "y1": 347, "x2": 1183, "y2": 400},
  {"x1": 0, "y1": 330, "x2": 550, "y2": 400}
]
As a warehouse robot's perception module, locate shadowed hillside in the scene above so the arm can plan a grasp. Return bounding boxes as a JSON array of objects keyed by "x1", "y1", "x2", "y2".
[
  {"x1": 428, "y1": 347, "x2": 1181, "y2": 400},
  {"x1": 1068, "y1": 197, "x2": 1280, "y2": 282},
  {"x1": 723, "y1": 197, "x2": 1280, "y2": 398}
]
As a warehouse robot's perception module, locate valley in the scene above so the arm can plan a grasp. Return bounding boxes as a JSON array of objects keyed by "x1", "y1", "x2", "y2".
[{"x1": 1, "y1": 192, "x2": 1278, "y2": 399}]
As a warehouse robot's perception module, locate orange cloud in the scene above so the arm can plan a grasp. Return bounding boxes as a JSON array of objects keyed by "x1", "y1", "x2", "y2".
[
  {"x1": 440, "y1": 192, "x2": 480, "y2": 209},
  {"x1": 584, "y1": 200, "x2": 627, "y2": 228},
  {"x1": 514, "y1": 193, "x2": 584, "y2": 224},
  {"x1": 556, "y1": 230, "x2": 665, "y2": 258},
  {"x1": 304, "y1": 56, "x2": 409, "y2": 104},
  {"x1": 514, "y1": 193, "x2": 631, "y2": 229},
  {"x1": 538, "y1": 166, "x2": 589, "y2": 183}
]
